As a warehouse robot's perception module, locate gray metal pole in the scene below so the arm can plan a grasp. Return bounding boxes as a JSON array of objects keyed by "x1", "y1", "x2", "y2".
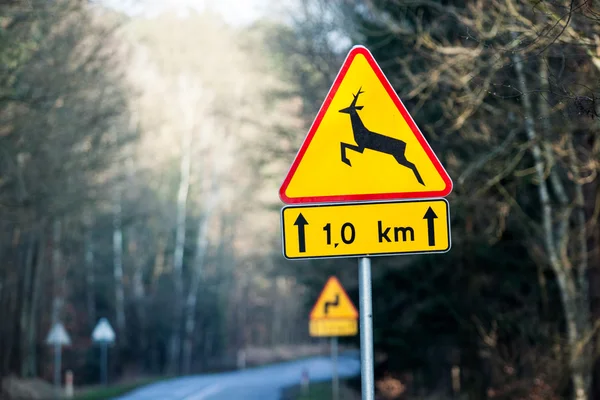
[
  {"x1": 358, "y1": 257, "x2": 375, "y2": 400},
  {"x1": 53, "y1": 343, "x2": 61, "y2": 398},
  {"x1": 101, "y1": 342, "x2": 108, "y2": 385},
  {"x1": 332, "y1": 336, "x2": 339, "y2": 400}
]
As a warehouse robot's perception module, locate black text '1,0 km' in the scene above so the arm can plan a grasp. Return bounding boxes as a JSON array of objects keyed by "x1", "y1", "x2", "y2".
[{"x1": 323, "y1": 222, "x2": 356, "y2": 247}]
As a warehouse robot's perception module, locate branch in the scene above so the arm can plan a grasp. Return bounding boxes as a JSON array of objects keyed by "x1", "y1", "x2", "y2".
[{"x1": 458, "y1": 127, "x2": 519, "y2": 187}]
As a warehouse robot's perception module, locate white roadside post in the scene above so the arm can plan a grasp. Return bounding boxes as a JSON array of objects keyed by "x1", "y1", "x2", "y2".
[
  {"x1": 65, "y1": 370, "x2": 74, "y2": 398},
  {"x1": 301, "y1": 368, "x2": 310, "y2": 395},
  {"x1": 45, "y1": 322, "x2": 71, "y2": 398},
  {"x1": 237, "y1": 348, "x2": 246, "y2": 370},
  {"x1": 91, "y1": 318, "x2": 116, "y2": 386}
]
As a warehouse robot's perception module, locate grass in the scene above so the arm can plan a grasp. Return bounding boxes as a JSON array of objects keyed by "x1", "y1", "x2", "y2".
[
  {"x1": 282, "y1": 380, "x2": 361, "y2": 400},
  {"x1": 72, "y1": 376, "x2": 170, "y2": 400},
  {"x1": 296, "y1": 381, "x2": 332, "y2": 400},
  {"x1": 72, "y1": 378, "x2": 342, "y2": 400}
]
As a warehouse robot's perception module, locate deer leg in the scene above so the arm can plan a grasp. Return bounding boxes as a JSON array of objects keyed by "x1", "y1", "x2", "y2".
[
  {"x1": 394, "y1": 155, "x2": 425, "y2": 186},
  {"x1": 341, "y1": 142, "x2": 364, "y2": 166}
]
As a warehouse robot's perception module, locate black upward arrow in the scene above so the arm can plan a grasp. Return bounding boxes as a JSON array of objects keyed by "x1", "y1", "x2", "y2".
[
  {"x1": 423, "y1": 207, "x2": 438, "y2": 246},
  {"x1": 294, "y1": 213, "x2": 308, "y2": 253}
]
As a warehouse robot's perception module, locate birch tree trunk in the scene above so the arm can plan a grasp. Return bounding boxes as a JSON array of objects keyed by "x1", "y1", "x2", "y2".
[
  {"x1": 130, "y1": 231, "x2": 147, "y2": 369},
  {"x1": 215, "y1": 212, "x2": 236, "y2": 359},
  {"x1": 181, "y1": 205, "x2": 216, "y2": 374},
  {"x1": 167, "y1": 117, "x2": 192, "y2": 376},
  {"x1": 180, "y1": 109, "x2": 233, "y2": 373},
  {"x1": 166, "y1": 74, "x2": 198, "y2": 376},
  {"x1": 20, "y1": 233, "x2": 35, "y2": 377},
  {"x1": 113, "y1": 190, "x2": 127, "y2": 339},
  {"x1": 181, "y1": 163, "x2": 220, "y2": 375},
  {"x1": 271, "y1": 276, "x2": 283, "y2": 346},
  {"x1": 568, "y1": 136, "x2": 592, "y2": 389},
  {"x1": 25, "y1": 230, "x2": 45, "y2": 377},
  {"x1": 539, "y1": 53, "x2": 592, "y2": 394},
  {"x1": 513, "y1": 45, "x2": 590, "y2": 400},
  {"x1": 150, "y1": 234, "x2": 167, "y2": 374},
  {"x1": 85, "y1": 218, "x2": 96, "y2": 328},
  {"x1": 51, "y1": 220, "x2": 63, "y2": 325}
]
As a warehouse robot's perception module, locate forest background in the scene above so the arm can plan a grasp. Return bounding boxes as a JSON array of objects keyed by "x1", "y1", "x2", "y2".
[{"x1": 1, "y1": 0, "x2": 599, "y2": 399}]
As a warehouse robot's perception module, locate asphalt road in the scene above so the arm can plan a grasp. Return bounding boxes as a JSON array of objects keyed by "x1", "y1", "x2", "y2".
[{"x1": 114, "y1": 351, "x2": 361, "y2": 400}]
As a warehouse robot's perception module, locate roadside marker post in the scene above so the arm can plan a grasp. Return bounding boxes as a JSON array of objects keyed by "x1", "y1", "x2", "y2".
[
  {"x1": 91, "y1": 318, "x2": 116, "y2": 385},
  {"x1": 279, "y1": 45, "x2": 453, "y2": 400},
  {"x1": 301, "y1": 368, "x2": 310, "y2": 395},
  {"x1": 65, "y1": 370, "x2": 74, "y2": 398},
  {"x1": 46, "y1": 322, "x2": 71, "y2": 398}
]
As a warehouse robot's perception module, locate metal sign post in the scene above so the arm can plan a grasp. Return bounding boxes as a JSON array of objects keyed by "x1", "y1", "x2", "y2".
[
  {"x1": 91, "y1": 318, "x2": 116, "y2": 386},
  {"x1": 278, "y1": 44, "x2": 453, "y2": 400},
  {"x1": 45, "y1": 322, "x2": 71, "y2": 399},
  {"x1": 100, "y1": 341, "x2": 108, "y2": 385},
  {"x1": 53, "y1": 342, "x2": 61, "y2": 391},
  {"x1": 331, "y1": 336, "x2": 339, "y2": 400},
  {"x1": 307, "y1": 277, "x2": 358, "y2": 396},
  {"x1": 359, "y1": 257, "x2": 375, "y2": 400}
]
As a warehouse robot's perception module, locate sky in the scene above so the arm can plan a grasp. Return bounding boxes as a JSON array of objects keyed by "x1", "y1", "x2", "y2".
[{"x1": 100, "y1": 0, "x2": 270, "y2": 26}]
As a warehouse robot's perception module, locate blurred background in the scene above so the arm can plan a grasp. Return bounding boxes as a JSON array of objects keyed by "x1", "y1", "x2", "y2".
[{"x1": 0, "y1": 0, "x2": 599, "y2": 399}]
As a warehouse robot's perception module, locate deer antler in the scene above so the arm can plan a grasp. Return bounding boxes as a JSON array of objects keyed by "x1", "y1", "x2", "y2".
[{"x1": 349, "y1": 87, "x2": 364, "y2": 107}]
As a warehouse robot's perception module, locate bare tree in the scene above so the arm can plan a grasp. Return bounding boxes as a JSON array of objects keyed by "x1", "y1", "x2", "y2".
[
  {"x1": 51, "y1": 220, "x2": 63, "y2": 325},
  {"x1": 166, "y1": 75, "x2": 195, "y2": 375},
  {"x1": 85, "y1": 213, "x2": 96, "y2": 328},
  {"x1": 181, "y1": 124, "x2": 228, "y2": 374}
]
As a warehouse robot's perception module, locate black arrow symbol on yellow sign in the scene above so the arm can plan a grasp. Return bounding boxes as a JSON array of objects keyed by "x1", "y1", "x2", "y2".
[
  {"x1": 423, "y1": 207, "x2": 438, "y2": 246},
  {"x1": 294, "y1": 213, "x2": 308, "y2": 253},
  {"x1": 324, "y1": 294, "x2": 339, "y2": 314}
]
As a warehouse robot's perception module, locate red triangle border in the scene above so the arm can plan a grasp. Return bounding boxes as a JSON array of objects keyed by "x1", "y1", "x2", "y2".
[
  {"x1": 279, "y1": 45, "x2": 453, "y2": 204},
  {"x1": 309, "y1": 276, "x2": 358, "y2": 320}
]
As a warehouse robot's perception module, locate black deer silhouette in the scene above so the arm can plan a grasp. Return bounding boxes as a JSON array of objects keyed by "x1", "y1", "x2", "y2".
[{"x1": 339, "y1": 87, "x2": 425, "y2": 186}]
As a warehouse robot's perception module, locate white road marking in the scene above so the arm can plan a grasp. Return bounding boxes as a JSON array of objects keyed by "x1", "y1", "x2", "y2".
[{"x1": 181, "y1": 383, "x2": 223, "y2": 400}]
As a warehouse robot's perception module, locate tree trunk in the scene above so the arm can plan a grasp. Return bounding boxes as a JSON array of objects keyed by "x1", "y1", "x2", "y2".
[
  {"x1": 113, "y1": 191, "x2": 126, "y2": 340},
  {"x1": 586, "y1": 176, "x2": 600, "y2": 398},
  {"x1": 513, "y1": 45, "x2": 590, "y2": 400},
  {"x1": 19, "y1": 233, "x2": 35, "y2": 377},
  {"x1": 85, "y1": 220, "x2": 96, "y2": 328},
  {"x1": 167, "y1": 118, "x2": 192, "y2": 376},
  {"x1": 568, "y1": 136, "x2": 592, "y2": 391},
  {"x1": 181, "y1": 137, "x2": 221, "y2": 374},
  {"x1": 25, "y1": 229, "x2": 46, "y2": 377},
  {"x1": 181, "y1": 210, "x2": 213, "y2": 375},
  {"x1": 51, "y1": 220, "x2": 62, "y2": 325},
  {"x1": 203, "y1": 324, "x2": 213, "y2": 369},
  {"x1": 215, "y1": 212, "x2": 236, "y2": 359},
  {"x1": 130, "y1": 232, "x2": 147, "y2": 370},
  {"x1": 271, "y1": 277, "x2": 283, "y2": 346}
]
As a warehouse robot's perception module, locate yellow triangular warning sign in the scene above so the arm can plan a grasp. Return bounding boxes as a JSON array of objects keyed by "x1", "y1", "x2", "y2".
[
  {"x1": 309, "y1": 276, "x2": 358, "y2": 320},
  {"x1": 279, "y1": 45, "x2": 452, "y2": 204}
]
